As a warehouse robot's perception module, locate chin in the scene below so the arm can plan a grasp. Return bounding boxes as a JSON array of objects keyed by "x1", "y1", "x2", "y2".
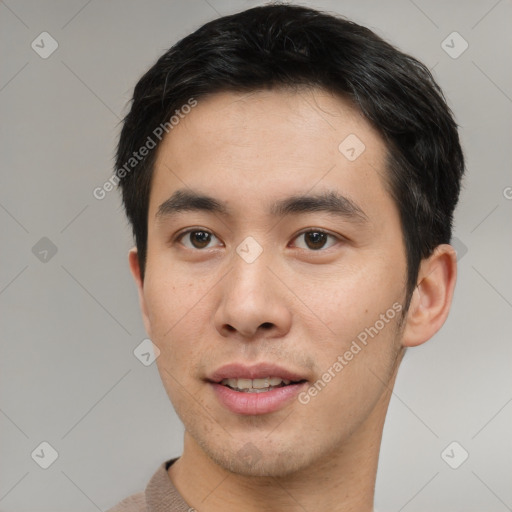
[{"x1": 202, "y1": 438, "x2": 316, "y2": 478}]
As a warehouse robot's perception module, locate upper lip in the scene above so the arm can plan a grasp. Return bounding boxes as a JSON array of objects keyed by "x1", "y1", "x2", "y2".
[{"x1": 207, "y1": 362, "x2": 308, "y2": 383}]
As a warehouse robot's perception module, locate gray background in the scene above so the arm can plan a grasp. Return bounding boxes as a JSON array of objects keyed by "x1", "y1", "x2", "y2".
[{"x1": 1, "y1": 0, "x2": 511, "y2": 510}]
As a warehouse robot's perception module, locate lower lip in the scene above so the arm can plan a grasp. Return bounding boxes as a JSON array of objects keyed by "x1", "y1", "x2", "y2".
[{"x1": 209, "y1": 382, "x2": 307, "y2": 415}]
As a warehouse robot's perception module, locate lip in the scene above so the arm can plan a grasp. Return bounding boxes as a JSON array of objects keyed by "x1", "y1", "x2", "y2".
[
  {"x1": 207, "y1": 362, "x2": 307, "y2": 383},
  {"x1": 209, "y1": 381, "x2": 308, "y2": 415},
  {"x1": 206, "y1": 362, "x2": 309, "y2": 415}
]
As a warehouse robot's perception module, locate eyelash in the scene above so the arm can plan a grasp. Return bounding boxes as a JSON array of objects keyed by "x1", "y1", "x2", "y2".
[{"x1": 174, "y1": 228, "x2": 342, "y2": 251}]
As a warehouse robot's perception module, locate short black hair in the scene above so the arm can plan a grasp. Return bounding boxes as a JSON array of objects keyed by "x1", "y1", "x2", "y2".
[{"x1": 116, "y1": 3, "x2": 464, "y2": 307}]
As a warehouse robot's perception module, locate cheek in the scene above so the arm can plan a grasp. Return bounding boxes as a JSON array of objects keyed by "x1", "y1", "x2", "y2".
[
  {"x1": 298, "y1": 295, "x2": 403, "y2": 432},
  {"x1": 143, "y1": 266, "x2": 214, "y2": 373},
  {"x1": 144, "y1": 260, "x2": 207, "y2": 333},
  {"x1": 304, "y1": 254, "x2": 405, "y2": 340},
  {"x1": 145, "y1": 281, "x2": 178, "y2": 337}
]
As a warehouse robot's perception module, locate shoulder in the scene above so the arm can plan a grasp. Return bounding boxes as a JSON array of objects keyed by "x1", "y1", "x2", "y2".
[{"x1": 105, "y1": 491, "x2": 146, "y2": 512}]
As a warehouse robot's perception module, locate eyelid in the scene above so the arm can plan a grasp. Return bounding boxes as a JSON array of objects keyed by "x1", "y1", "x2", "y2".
[{"x1": 175, "y1": 227, "x2": 213, "y2": 239}]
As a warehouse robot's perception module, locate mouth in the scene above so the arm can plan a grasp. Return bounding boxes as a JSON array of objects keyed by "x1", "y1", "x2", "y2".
[
  {"x1": 206, "y1": 363, "x2": 310, "y2": 415},
  {"x1": 219, "y1": 376, "x2": 307, "y2": 393}
]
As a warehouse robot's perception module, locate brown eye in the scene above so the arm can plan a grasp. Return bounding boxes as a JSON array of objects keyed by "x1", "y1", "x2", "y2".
[
  {"x1": 293, "y1": 230, "x2": 338, "y2": 251},
  {"x1": 179, "y1": 230, "x2": 219, "y2": 249},
  {"x1": 305, "y1": 232, "x2": 327, "y2": 250}
]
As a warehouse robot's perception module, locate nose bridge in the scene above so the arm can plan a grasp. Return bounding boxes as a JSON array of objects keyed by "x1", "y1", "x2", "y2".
[
  {"x1": 215, "y1": 242, "x2": 291, "y2": 338},
  {"x1": 227, "y1": 246, "x2": 273, "y2": 309}
]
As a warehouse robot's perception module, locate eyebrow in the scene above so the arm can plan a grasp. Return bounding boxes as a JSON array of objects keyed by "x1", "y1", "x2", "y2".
[{"x1": 156, "y1": 188, "x2": 368, "y2": 224}]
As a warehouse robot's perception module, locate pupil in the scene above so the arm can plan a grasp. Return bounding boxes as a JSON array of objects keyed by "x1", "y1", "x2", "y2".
[
  {"x1": 306, "y1": 232, "x2": 326, "y2": 250},
  {"x1": 192, "y1": 231, "x2": 211, "y2": 248}
]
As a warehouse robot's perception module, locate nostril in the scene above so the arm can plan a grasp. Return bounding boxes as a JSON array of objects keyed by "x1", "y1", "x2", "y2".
[{"x1": 260, "y1": 322, "x2": 273, "y2": 330}]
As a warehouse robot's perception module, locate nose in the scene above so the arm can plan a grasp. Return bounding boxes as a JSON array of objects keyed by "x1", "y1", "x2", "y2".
[{"x1": 214, "y1": 252, "x2": 292, "y2": 340}]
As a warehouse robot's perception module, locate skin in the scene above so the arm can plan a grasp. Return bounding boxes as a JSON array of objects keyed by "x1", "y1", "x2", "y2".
[{"x1": 128, "y1": 88, "x2": 457, "y2": 511}]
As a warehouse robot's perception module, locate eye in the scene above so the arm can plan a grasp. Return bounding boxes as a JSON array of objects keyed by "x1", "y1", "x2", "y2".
[
  {"x1": 175, "y1": 228, "x2": 340, "y2": 251},
  {"x1": 177, "y1": 229, "x2": 222, "y2": 249},
  {"x1": 292, "y1": 229, "x2": 339, "y2": 251}
]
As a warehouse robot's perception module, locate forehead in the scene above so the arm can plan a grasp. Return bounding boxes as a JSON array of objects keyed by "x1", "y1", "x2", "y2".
[
  {"x1": 149, "y1": 87, "x2": 393, "y2": 225},
  {"x1": 162, "y1": 87, "x2": 378, "y2": 158}
]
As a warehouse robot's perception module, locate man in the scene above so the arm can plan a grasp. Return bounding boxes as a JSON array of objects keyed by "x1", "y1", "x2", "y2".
[{"x1": 108, "y1": 3, "x2": 464, "y2": 511}]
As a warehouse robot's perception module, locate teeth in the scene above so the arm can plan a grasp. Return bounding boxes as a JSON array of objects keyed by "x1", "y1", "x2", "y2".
[
  {"x1": 220, "y1": 376, "x2": 292, "y2": 391},
  {"x1": 237, "y1": 378, "x2": 252, "y2": 389},
  {"x1": 253, "y1": 378, "x2": 270, "y2": 389}
]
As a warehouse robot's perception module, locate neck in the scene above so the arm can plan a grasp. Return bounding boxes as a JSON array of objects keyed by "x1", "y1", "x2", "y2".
[{"x1": 168, "y1": 375, "x2": 396, "y2": 512}]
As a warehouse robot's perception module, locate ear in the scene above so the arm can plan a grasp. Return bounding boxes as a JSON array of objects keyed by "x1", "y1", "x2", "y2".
[
  {"x1": 401, "y1": 244, "x2": 457, "y2": 348},
  {"x1": 128, "y1": 247, "x2": 152, "y2": 337}
]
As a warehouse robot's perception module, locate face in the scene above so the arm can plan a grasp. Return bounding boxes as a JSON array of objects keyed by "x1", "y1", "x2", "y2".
[{"x1": 132, "y1": 88, "x2": 409, "y2": 477}]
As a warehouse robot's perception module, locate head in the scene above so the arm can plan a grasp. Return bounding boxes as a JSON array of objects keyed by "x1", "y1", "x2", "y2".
[{"x1": 117, "y1": 4, "x2": 463, "y2": 476}]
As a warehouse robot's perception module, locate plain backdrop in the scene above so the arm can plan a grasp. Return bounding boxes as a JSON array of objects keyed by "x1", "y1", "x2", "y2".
[{"x1": 1, "y1": 1, "x2": 511, "y2": 511}]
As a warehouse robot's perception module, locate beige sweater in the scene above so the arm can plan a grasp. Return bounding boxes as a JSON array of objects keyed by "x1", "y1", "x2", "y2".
[{"x1": 106, "y1": 458, "x2": 192, "y2": 512}]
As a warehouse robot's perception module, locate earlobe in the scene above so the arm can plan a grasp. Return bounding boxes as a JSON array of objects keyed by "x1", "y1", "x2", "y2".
[
  {"x1": 401, "y1": 244, "x2": 457, "y2": 348},
  {"x1": 128, "y1": 247, "x2": 152, "y2": 337}
]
